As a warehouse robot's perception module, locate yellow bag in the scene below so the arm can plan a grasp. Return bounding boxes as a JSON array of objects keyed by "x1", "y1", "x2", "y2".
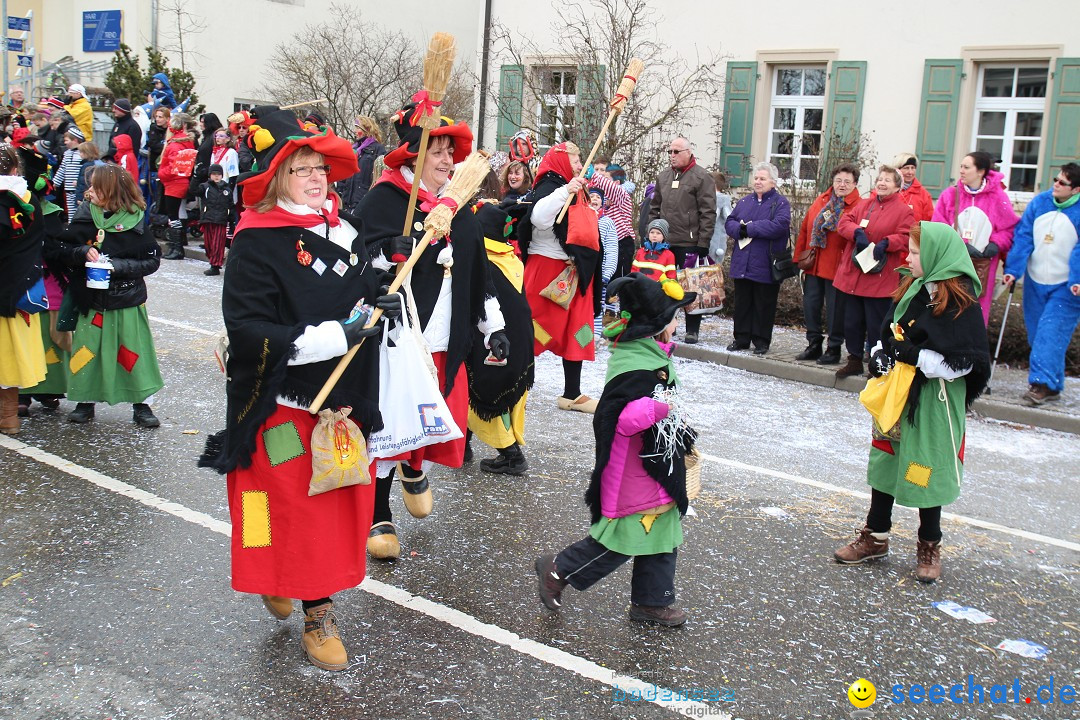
[
  {"x1": 309, "y1": 408, "x2": 371, "y2": 496},
  {"x1": 859, "y1": 361, "x2": 916, "y2": 434}
]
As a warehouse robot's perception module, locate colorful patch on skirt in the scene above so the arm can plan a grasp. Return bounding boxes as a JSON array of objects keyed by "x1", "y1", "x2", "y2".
[
  {"x1": 91, "y1": 312, "x2": 104, "y2": 329},
  {"x1": 262, "y1": 421, "x2": 306, "y2": 467},
  {"x1": 904, "y1": 462, "x2": 932, "y2": 488},
  {"x1": 533, "y1": 319, "x2": 552, "y2": 346},
  {"x1": 241, "y1": 490, "x2": 271, "y2": 548},
  {"x1": 69, "y1": 346, "x2": 95, "y2": 374},
  {"x1": 117, "y1": 345, "x2": 139, "y2": 373},
  {"x1": 574, "y1": 324, "x2": 593, "y2": 348}
]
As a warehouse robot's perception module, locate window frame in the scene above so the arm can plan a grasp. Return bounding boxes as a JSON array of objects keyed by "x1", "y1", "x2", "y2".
[
  {"x1": 533, "y1": 66, "x2": 578, "y2": 153},
  {"x1": 766, "y1": 64, "x2": 827, "y2": 184}
]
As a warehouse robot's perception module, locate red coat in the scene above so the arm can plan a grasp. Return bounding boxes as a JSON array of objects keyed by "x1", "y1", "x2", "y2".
[
  {"x1": 897, "y1": 178, "x2": 934, "y2": 223},
  {"x1": 158, "y1": 131, "x2": 196, "y2": 199},
  {"x1": 834, "y1": 193, "x2": 914, "y2": 298},
  {"x1": 793, "y1": 188, "x2": 861, "y2": 281},
  {"x1": 112, "y1": 134, "x2": 138, "y2": 183}
]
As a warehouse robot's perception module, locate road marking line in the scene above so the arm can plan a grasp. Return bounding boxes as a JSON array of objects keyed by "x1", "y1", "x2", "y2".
[
  {"x1": 699, "y1": 452, "x2": 1080, "y2": 553},
  {"x1": 149, "y1": 316, "x2": 218, "y2": 337},
  {"x1": 0, "y1": 434, "x2": 727, "y2": 720}
]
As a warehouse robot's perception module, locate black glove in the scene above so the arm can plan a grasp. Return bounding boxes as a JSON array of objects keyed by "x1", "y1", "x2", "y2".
[
  {"x1": 739, "y1": 222, "x2": 749, "y2": 239},
  {"x1": 979, "y1": 241, "x2": 1000, "y2": 258},
  {"x1": 853, "y1": 228, "x2": 870, "y2": 251},
  {"x1": 388, "y1": 235, "x2": 415, "y2": 263},
  {"x1": 873, "y1": 239, "x2": 889, "y2": 261},
  {"x1": 965, "y1": 242, "x2": 979, "y2": 258},
  {"x1": 488, "y1": 330, "x2": 510, "y2": 361},
  {"x1": 891, "y1": 336, "x2": 921, "y2": 366},
  {"x1": 338, "y1": 316, "x2": 382, "y2": 347},
  {"x1": 869, "y1": 348, "x2": 894, "y2": 378},
  {"x1": 375, "y1": 287, "x2": 402, "y2": 319}
]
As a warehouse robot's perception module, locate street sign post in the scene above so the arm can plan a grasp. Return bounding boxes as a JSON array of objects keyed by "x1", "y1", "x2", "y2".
[
  {"x1": 7, "y1": 16, "x2": 29, "y2": 32},
  {"x1": 5, "y1": 37, "x2": 23, "y2": 52},
  {"x1": 15, "y1": 53, "x2": 31, "y2": 67}
]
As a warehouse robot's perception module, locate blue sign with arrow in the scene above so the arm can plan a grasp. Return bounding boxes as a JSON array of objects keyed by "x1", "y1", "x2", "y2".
[{"x1": 8, "y1": 17, "x2": 30, "y2": 32}]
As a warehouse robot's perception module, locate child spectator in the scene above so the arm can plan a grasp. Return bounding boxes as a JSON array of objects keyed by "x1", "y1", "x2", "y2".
[
  {"x1": 197, "y1": 164, "x2": 233, "y2": 275},
  {"x1": 112, "y1": 134, "x2": 138, "y2": 182},
  {"x1": 52, "y1": 126, "x2": 83, "y2": 219},
  {"x1": 74, "y1": 142, "x2": 105, "y2": 206},
  {"x1": 209, "y1": 128, "x2": 240, "y2": 180},
  {"x1": 590, "y1": 187, "x2": 619, "y2": 335},
  {"x1": 633, "y1": 219, "x2": 678, "y2": 282}
]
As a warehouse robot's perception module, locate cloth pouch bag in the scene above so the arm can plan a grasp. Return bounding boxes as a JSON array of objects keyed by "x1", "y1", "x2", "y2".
[
  {"x1": 539, "y1": 261, "x2": 579, "y2": 310},
  {"x1": 309, "y1": 407, "x2": 371, "y2": 496}
]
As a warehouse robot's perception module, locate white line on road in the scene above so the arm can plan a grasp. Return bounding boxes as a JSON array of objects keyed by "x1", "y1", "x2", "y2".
[
  {"x1": 0, "y1": 434, "x2": 728, "y2": 720},
  {"x1": 149, "y1": 315, "x2": 219, "y2": 337}
]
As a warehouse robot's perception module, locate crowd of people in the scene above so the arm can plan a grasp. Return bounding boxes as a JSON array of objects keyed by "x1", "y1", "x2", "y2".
[{"x1": 2, "y1": 78, "x2": 1078, "y2": 674}]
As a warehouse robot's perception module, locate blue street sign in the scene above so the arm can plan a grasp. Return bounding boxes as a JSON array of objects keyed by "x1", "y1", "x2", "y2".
[
  {"x1": 5, "y1": 37, "x2": 23, "y2": 53},
  {"x1": 7, "y1": 17, "x2": 30, "y2": 32},
  {"x1": 16, "y1": 54, "x2": 32, "y2": 68},
  {"x1": 82, "y1": 10, "x2": 122, "y2": 53}
]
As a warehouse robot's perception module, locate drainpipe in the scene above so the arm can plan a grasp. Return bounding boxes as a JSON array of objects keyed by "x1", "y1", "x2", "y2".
[{"x1": 476, "y1": 0, "x2": 492, "y2": 146}]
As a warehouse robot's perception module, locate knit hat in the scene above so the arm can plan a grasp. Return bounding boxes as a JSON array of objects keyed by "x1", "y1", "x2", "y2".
[
  {"x1": 208, "y1": 163, "x2": 224, "y2": 176},
  {"x1": 892, "y1": 152, "x2": 918, "y2": 169},
  {"x1": 66, "y1": 126, "x2": 85, "y2": 141},
  {"x1": 605, "y1": 273, "x2": 696, "y2": 342},
  {"x1": 43, "y1": 97, "x2": 65, "y2": 112},
  {"x1": 112, "y1": 98, "x2": 132, "y2": 114},
  {"x1": 646, "y1": 218, "x2": 670, "y2": 240},
  {"x1": 587, "y1": 186, "x2": 605, "y2": 205},
  {"x1": 382, "y1": 102, "x2": 473, "y2": 169},
  {"x1": 236, "y1": 105, "x2": 358, "y2": 206},
  {"x1": 67, "y1": 84, "x2": 86, "y2": 97}
]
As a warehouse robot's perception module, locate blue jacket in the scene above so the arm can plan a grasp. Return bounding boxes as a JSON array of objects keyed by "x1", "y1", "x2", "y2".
[
  {"x1": 1004, "y1": 190, "x2": 1080, "y2": 288},
  {"x1": 149, "y1": 73, "x2": 176, "y2": 109},
  {"x1": 725, "y1": 188, "x2": 792, "y2": 284}
]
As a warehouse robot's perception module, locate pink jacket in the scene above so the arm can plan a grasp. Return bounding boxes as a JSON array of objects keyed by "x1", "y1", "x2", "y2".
[
  {"x1": 599, "y1": 397, "x2": 675, "y2": 519},
  {"x1": 932, "y1": 169, "x2": 1019, "y2": 321}
]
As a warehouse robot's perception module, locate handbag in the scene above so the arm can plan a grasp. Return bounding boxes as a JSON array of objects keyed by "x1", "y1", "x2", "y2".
[
  {"x1": 969, "y1": 255, "x2": 992, "y2": 295},
  {"x1": 859, "y1": 360, "x2": 917, "y2": 435},
  {"x1": 308, "y1": 407, "x2": 371, "y2": 496},
  {"x1": 796, "y1": 246, "x2": 816, "y2": 272},
  {"x1": 770, "y1": 243, "x2": 798, "y2": 283},
  {"x1": 15, "y1": 276, "x2": 48, "y2": 314},
  {"x1": 539, "y1": 261, "x2": 579, "y2": 310},
  {"x1": 367, "y1": 301, "x2": 464, "y2": 460},
  {"x1": 678, "y1": 259, "x2": 725, "y2": 315},
  {"x1": 565, "y1": 191, "x2": 599, "y2": 251}
]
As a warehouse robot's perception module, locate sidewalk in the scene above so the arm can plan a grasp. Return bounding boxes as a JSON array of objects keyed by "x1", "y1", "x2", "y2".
[{"x1": 675, "y1": 313, "x2": 1080, "y2": 435}]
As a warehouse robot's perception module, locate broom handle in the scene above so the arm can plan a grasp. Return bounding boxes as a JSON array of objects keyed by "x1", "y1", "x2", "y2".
[
  {"x1": 401, "y1": 127, "x2": 433, "y2": 237},
  {"x1": 554, "y1": 107, "x2": 620, "y2": 224},
  {"x1": 307, "y1": 231, "x2": 434, "y2": 413},
  {"x1": 280, "y1": 98, "x2": 329, "y2": 110}
]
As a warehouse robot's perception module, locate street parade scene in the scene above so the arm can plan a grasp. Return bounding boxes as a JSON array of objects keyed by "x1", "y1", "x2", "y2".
[{"x1": 1, "y1": 3, "x2": 1079, "y2": 719}]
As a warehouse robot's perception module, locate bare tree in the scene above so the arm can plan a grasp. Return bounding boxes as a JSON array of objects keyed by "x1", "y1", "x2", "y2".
[
  {"x1": 490, "y1": 0, "x2": 725, "y2": 192},
  {"x1": 156, "y1": 0, "x2": 208, "y2": 72}
]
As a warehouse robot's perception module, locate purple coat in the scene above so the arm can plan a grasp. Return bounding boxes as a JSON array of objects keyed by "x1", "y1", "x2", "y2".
[{"x1": 725, "y1": 188, "x2": 792, "y2": 284}]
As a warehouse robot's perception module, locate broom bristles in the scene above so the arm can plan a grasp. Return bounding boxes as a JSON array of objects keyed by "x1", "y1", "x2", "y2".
[
  {"x1": 424, "y1": 151, "x2": 492, "y2": 237},
  {"x1": 611, "y1": 58, "x2": 645, "y2": 111},
  {"x1": 423, "y1": 32, "x2": 457, "y2": 102}
]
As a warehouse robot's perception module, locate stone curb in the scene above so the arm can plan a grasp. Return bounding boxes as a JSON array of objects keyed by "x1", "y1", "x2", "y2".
[{"x1": 674, "y1": 344, "x2": 1080, "y2": 436}]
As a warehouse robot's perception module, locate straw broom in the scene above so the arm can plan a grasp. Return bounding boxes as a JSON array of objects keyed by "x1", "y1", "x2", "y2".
[
  {"x1": 307, "y1": 150, "x2": 493, "y2": 412},
  {"x1": 555, "y1": 58, "x2": 644, "y2": 224}
]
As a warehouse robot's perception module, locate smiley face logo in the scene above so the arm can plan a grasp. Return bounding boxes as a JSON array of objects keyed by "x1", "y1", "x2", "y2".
[{"x1": 848, "y1": 678, "x2": 876, "y2": 708}]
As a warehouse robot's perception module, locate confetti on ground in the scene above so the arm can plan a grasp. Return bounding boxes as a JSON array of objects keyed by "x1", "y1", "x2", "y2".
[{"x1": 932, "y1": 601, "x2": 997, "y2": 624}]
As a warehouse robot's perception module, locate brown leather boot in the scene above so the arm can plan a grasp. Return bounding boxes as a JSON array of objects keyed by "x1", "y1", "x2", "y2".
[
  {"x1": 0, "y1": 387, "x2": 21, "y2": 435},
  {"x1": 302, "y1": 602, "x2": 348, "y2": 671},
  {"x1": 916, "y1": 540, "x2": 942, "y2": 583},
  {"x1": 629, "y1": 603, "x2": 688, "y2": 627},
  {"x1": 835, "y1": 354, "x2": 864, "y2": 379},
  {"x1": 261, "y1": 595, "x2": 293, "y2": 620},
  {"x1": 834, "y1": 526, "x2": 889, "y2": 564}
]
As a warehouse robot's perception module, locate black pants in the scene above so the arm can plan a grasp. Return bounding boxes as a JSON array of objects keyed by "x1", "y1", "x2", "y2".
[
  {"x1": 555, "y1": 535, "x2": 677, "y2": 607},
  {"x1": 670, "y1": 246, "x2": 702, "y2": 335},
  {"x1": 866, "y1": 488, "x2": 942, "y2": 542},
  {"x1": 732, "y1": 279, "x2": 780, "y2": 349},
  {"x1": 802, "y1": 274, "x2": 845, "y2": 351},
  {"x1": 615, "y1": 235, "x2": 636, "y2": 279},
  {"x1": 842, "y1": 293, "x2": 891, "y2": 357}
]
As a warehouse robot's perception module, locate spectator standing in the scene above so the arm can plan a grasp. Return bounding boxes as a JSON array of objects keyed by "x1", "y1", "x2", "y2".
[
  {"x1": 1002, "y1": 162, "x2": 1080, "y2": 405},
  {"x1": 589, "y1": 160, "x2": 636, "y2": 277},
  {"x1": 336, "y1": 115, "x2": 386, "y2": 215},
  {"x1": 64, "y1": 85, "x2": 93, "y2": 142},
  {"x1": 589, "y1": 186, "x2": 619, "y2": 335},
  {"x1": 197, "y1": 164, "x2": 233, "y2": 276},
  {"x1": 111, "y1": 135, "x2": 138, "y2": 182},
  {"x1": 500, "y1": 159, "x2": 533, "y2": 203},
  {"x1": 157, "y1": 114, "x2": 197, "y2": 260},
  {"x1": 633, "y1": 219, "x2": 677, "y2": 282},
  {"x1": 189, "y1": 113, "x2": 223, "y2": 198},
  {"x1": 724, "y1": 162, "x2": 792, "y2": 354},
  {"x1": 209, "y1": 128, "x2": 240, "y2": 180},
  {"x1": 648, "y1": 137, "x2": 716, "y2": 343},
  {"x1": 53, "y1": 126, "x2": 84, "y2": 219},
  {"x1": 893, "y1": 152, "x2": 934, "y2": 223},
  {"x1": 74, "y1": 142, "x2": 106, "y2": 204},
  {"x1": 107, "y1": 99, "x2": 143, "y2": 164}
]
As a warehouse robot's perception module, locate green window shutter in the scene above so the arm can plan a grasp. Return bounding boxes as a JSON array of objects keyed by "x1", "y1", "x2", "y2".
[
  {"x1": 1042, "y1": 58, "x2": 1080, "y2": 191},
  {"x1": 720, "y1": 61, "x2": 758, "y2": 184},
  {"x1": 823, "y1": 61, "x2": 867, "y2": 172},
  {"x1": 915, "y1": 59, "x2": 964, "y2": 197},
  {"x1": 575, "y1": 64, "x2": 607, "y2": 148},
  {"x1": 496, "y1": 64, "x2": 524, "y2": 149}
]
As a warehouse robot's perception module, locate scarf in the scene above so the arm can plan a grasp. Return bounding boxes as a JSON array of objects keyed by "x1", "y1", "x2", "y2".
[
  {"x1": 810, "y1": 191, "x2": 845, "y2": 249},
  {"x1": 355, "y1": 137, "x2": 375, "y2": 154},
  {"x1": 89, "y1": 203, "x2": 144, "y2": 234},
  {"x1": 893, "y1": 221, "x2": 982, "y2": 324},
  {"x1": 643, "y1": 240, "x2": 669, "y2": 252},
  {"x1": 532, "y1": 143, "x2": 575, "y2": 187},
  {"x1": 1054, "y1": 192, "x2": 1080, "y2": 210},
  {"x1": 234, "y1": 193, "x2": 341, "y2": 233}
]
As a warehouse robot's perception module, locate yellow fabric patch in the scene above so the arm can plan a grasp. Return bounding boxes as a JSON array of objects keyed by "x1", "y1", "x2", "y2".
[
  {"x1": 69, "y1": 346, "x2": 95, "y2": 374},
  {"x1": 904, "y1": 462, "x2": 932, "y2": 488},
  {"x1": 533, "y1": 319, "x2": 552, "y2": 346},
  {"x1": 44, "y1": 347, "x2": 60, "y2": 364},
  {"x1": 639, "y1": 513, "x2": 659, "y2": 533},
  {"x1": 241, "y1": 491, "x2": 271, "y2": 548}
]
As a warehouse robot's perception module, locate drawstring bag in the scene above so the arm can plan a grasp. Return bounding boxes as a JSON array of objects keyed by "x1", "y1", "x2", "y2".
[
  {"x1": 309, "y1": 407, "x2": 371, "y2": 496},
  {"x1": 539, "y1": 261, "x2": 579, "y2": 310}
]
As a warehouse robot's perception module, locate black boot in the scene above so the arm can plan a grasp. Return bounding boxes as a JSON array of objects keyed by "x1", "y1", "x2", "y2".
[
  {"x1": 817, "y1": 345, "x2": 842, "y2": 365},
  {"x1": 68, "y1": 403, "x2": 95, "y2": 423},
  {"x1": 163, "y1": 226, "x2": 185, "y2": 260},
  {"x1": 796, "y1": 341, "x2": 822, "y2": 361},
  {"x1": 480, "y1": 444, "x2": 528, "y2": 476},
  {"x1": 462, "y1": 430, "x2": 474, "y2": 463},
  {"x1": 132, "y1": 403, "x2": 160, "y2": 428}
]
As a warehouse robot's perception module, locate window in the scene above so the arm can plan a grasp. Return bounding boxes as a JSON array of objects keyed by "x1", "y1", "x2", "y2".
[
  {"x1": 535, "y1": 68, "x2": 576, "y2": 152},
  {"x1": 767, "y1": 65, "x2": 826, "y2": 181},
  {"x1": 971, "y1": 65, "x2": 1048, "y2": 193}
]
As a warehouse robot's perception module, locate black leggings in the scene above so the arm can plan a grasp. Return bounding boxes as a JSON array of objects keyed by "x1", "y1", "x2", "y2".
[
  {"x1": 866, "y1": 488, "x2": 942, "y2": 542},
  {"x1": 562, "y1": 358, "x2": 582, "y2": 399}
]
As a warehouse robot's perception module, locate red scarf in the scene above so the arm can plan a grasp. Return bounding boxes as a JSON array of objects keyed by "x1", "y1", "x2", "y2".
[
  {"x1": 374, "y1": 167, "x2": 439, "y2": 208},
  {"x1": 234, "y1": 193, "x2": 341, "y2": 233},
  {"x1": 533, "y1": 143, "x2": 575, "y2": 186},
  {"x1": 211, "y1": 145, "x2": 230, "y2": 164}
]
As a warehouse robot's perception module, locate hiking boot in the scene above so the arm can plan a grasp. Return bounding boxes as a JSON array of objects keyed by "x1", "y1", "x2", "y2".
[
  {"x1": 132, "y1": 403, "x2": 160, "y2": 428},
  {"x1": 397, "y1": 463, "x2": 432, "y2": 518},
  {"x1": 67, "y1": 402, "x2": 96, "y2": 424},
  {"x1": 1024, "y1": 383, "x2": 1060, "y2": 406},
  {"x1": 752, "y1": 344, "x2": 770, "y2": 356},
  {"x1": 39, "y1": 397, "x2": 61, "y2": 412},
  {"x1": 301, "y1": 602, "x2": 348, "y2": 671},
  {"x1": 261, "y1": 595, "x2": 293, "y2": 620},
  {"x1": 796, "y1": 342, "x2": 823, "y2": 361},
  {"x1": 366, "y1": 521, "x2": 400, "y2": 560},
  {"x1": 834, "y1": 526, "x2": 889, "y2": 564},
  {"x1": 835, "y1": 354, "x2": 864, "y2": 379},
  {"x1": 203, "y1": 266, "x2": 221, "y2": 276},
  {"x1": 915, "y1": 540, "x2": 942, "y2": 583},
  {"x1": 480, "y1": 444, "x2": 528, "y2": 476},
  {"x1": 534, "y1": 555, "x2": 567, "y2": 610},
  {"x1": 17, "y1": 395, "x2": 30, "y2": 417},
  {"x1": 629, "y1": 603, "x2": 687, "y2": 627},
  {"x1": 817, "y1": 346, "x2": 842, "y2": 365}
]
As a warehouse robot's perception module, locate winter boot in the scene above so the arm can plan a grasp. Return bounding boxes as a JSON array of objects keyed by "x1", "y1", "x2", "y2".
[
  {"x1": 534, "y1": 555, "x2": 568, "y2": 610},
  {"x1": 796, "y1": 341, "x2": 823, "y2": 361},
  {"x1": 834, "y1": 526, "x2": 889, "y2": 564},
  {"x1": 479, "y1": 444, "x2": 528, "y2": 476},
  {"x1": 834, "y1": 354, "x2": 864, "y2": 379},
  {"x1": 67, "y1": 402, "x2": 96, "y2": 424},
  {"x1": 261, "y1": 595, "x2": 293, "y2": 620},
  {"x1": 132, "y1": 403, "x2": 160, "y2": 428},
  {"x1": 915, "y1": 540, "x2": 942, "y2": 583},
  {"x1": 203, "y1": 266, "x2": 221, "y2": 276},
  {"x1": 0, "y1": 387, "x2": 21, "y2": 434},
  {"x1": 397, "y1": 462, "x2": 432, "y2": 519},
  {"x1": 162, "y1": 225, "x2": 185, "y2": 260},
  {"x1": 629, "y1": 603, "x2": 688, "y2": 627},
  {"x1": 817, "y1": 345, "x2": 842, "y2": 365},
  {"x1": 301, "y1": 602, "x2": 348, "y2": 671}
]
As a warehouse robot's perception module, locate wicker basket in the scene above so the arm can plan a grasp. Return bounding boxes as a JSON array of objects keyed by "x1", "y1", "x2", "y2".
[{"x1": 685, "y1": 449, "x2": 702, "y2": 500}]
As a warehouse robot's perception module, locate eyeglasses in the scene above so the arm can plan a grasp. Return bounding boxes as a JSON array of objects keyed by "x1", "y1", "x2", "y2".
[
  {"x1": 289, "y1": 165, "x2": 331, "y2": 177},
  {"x1": 667, "y1": 149, "x2": 688, "y2": 155},
  {"x1": 1053, "y1": 177, "x2": 1073, "y2": 187},
  {"x1": 833, "y1": 178, "x2": 854, "y2": 185}
]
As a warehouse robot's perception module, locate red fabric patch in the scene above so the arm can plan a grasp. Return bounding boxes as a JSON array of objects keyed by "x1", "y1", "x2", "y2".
[
  {"x1": 17, "y1": 309, "x2": 30, "y2": 326},
  {"x1": 871, "y1": 438, "x2": 895, "y2": 455},
  {"x1": 92, "y1": 312, "x2": 104, "y2": 328},
  {"x1": 958, "y1": 434, "x2": 966, "y2": 463},
  {"x1": 117, "y1": 345, "x2": 139, "y2": 373}
]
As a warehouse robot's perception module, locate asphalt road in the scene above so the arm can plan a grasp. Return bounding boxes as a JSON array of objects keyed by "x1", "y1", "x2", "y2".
[{"x1": 2, "y1": 258, "x2": 1078, "y2": 720}]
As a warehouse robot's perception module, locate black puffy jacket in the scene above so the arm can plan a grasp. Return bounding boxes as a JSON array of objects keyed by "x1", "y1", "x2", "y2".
[{"x1": 337, "y1": 140, "x2": 386, "y2": 214}]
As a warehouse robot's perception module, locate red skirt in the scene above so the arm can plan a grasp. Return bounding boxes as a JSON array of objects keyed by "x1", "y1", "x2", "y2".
[
  {"x1": 524, "y1": 254, "x2": 596, "y2": 361},
  {"x1": 385, "y1": 351, "x2": 469, "y2": 471},
  {"x1": 227, "y1": 405, "x2": 375, "y2": 600}
]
